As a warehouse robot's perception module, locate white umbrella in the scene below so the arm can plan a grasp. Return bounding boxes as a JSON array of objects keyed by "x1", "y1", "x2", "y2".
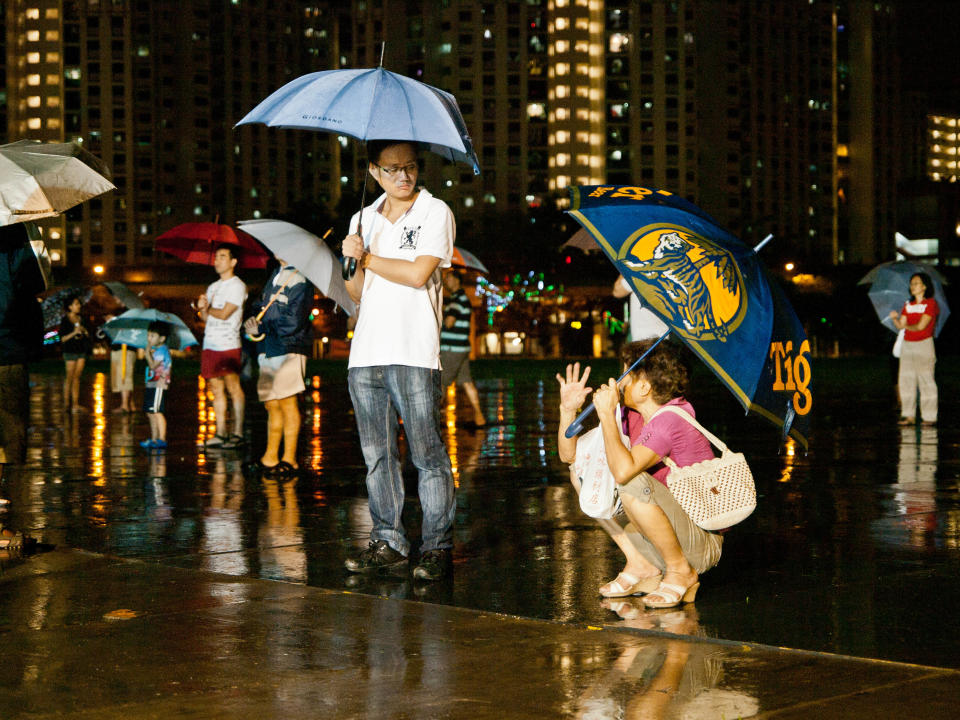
[
  {"x1": 0, "y1": 140, "x2": 116, "y2": 226},
  {"x1": 236, "y1": 219, "x2": 356, "y2": 316}
]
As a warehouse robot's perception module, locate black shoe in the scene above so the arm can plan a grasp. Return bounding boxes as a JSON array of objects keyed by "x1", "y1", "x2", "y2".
[
  {"x1": 344, "y1": 540, "x2": 408, "y2": 573},
  {"x1": 413, "y1": 548, "x2": 452, "y2": 581}
]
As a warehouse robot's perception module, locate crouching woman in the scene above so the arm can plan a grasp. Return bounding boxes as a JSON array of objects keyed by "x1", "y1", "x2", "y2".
[{"x1": 557, "y1": 340, "x2": 722, "y2": 608}]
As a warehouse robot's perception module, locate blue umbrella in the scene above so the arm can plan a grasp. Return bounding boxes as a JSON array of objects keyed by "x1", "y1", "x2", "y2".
[
  {"x1": 236, "y1": 55, "x2": 480, "y2": 279},
  {"x1": 102, "y1": 309, "x2": 198, "y2": 351},
  {"x1": 566, "y1": 185, "x2": 812, "y2": 449},
  {"x1": 236, "y1": 67, "x2": 480, "y2": 174},
  {"x1": 858, "y1": 261, "x2": 950, "y2": 337}
]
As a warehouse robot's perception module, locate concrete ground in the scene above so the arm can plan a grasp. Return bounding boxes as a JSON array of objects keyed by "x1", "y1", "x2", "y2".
[{"x1": 2, "y1": 357, "x2": 959, "y2": 718}]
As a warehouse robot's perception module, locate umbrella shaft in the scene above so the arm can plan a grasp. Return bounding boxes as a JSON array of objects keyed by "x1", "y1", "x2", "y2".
[{"x1": 563, "y1": 330, "x2": 671, "y2": 438}]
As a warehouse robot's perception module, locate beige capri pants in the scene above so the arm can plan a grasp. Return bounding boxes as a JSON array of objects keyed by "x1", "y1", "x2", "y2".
[{"x1": 619, "y1": 471, "x2": 723, "y2": 575}]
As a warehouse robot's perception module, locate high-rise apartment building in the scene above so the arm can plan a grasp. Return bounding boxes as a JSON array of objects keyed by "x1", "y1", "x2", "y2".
[
  {"x1": 351, "y1": 0, "x2": 898, "y2": 266},
  {"x1": 3, "y1": 1, "x2": 342, "y2": 274},
  {"x1": 3, "y1": 0, "x2": 900, "y2": 271}
]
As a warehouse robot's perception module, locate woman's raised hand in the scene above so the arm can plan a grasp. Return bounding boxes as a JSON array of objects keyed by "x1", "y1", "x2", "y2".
[{"x1": 556, "y1": 362, "x2": 592, "y2": 413}]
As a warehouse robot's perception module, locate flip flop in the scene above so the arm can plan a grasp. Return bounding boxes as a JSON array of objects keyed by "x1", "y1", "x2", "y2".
[{"x1": 599, "y1": 572, "x2": 662, "y2": 598}]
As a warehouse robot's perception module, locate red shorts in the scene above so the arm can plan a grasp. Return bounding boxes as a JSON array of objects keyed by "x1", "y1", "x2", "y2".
[{"x1": 201, "y1": 348, "x2": 243, "y2": 379}]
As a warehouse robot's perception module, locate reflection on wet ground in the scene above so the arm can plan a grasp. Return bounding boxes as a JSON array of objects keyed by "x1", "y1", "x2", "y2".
[{"x1": 4, "y1": 358, "x2": 960, "y2": 673}]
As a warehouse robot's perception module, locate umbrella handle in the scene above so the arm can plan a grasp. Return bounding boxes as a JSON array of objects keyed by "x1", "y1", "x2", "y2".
[
  {"x1": 245, "y1": 270, "x2": 297, "y2": 342},
  {"x1": 342, "y1": 256, "x2": 357, "y2": 280}
]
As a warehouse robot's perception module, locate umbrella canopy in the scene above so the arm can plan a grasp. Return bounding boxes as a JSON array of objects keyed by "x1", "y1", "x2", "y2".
[
  {"x1": 568, "y1": 185, "x2": 812, "y2": 448},
  {"x1": 41, "y1": 286, "x2": 92, "y2": 328},
  {"x1": 102, "y1": 281, "x2": 145, "y2": 310},
  {"x1": 236, "y1": 67, "x2": 480, "y2": 175},
  {"x1": 0, "y1": 140, "x2": 115, "y2": 226},
  {"x1": 858, "y1": 261, "x2": 950, "y2": 337},
  {"x1": 236, "y1": 219, "x2": 356, "y2": 316},
  {"x1": 155, "y1": 222, "x2": 270, "y2": 269},
  {"x1": 102, "y1": 308, "x2": 198, "y2": 351},
  {"x1": 451, "y1": 246, "x2": 488, "y2": 274},
  {"x1": 562, "y1": 227, "x2": 600, "y2": 253}
]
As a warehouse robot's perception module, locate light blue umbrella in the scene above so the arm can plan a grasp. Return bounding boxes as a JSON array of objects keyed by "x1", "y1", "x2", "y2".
[
  {"x1": 858, "y1": 261, "x2": 950, "y2": 337},
  {"x1": 236, "y1": 67, "x2": 480, "y2": 174},
  {"x1": 236, "y1": 56, "x2": 481, "y2": 280},
  {"x1": 102, "y1": 309, "x2": 197, "y2": 351}
]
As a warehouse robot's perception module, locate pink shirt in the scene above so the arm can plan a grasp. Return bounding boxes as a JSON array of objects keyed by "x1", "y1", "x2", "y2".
[{"x1": 621, "y1": 398, "x2": 714, "y2": 486}]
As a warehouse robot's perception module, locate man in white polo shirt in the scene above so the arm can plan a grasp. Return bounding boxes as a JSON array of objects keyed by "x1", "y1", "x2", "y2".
[
  {"x1": 196, "y1": 244, "x2": 247, "y2": 450},
  {"x1": 341, "y1": 139, "x2": 455, "y2": 582}
]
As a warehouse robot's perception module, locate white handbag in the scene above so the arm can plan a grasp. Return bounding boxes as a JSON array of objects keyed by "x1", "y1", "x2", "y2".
[
  {"x1": 892, "y1": 328, "x2": 905, "y2": 358},
  {"x1": 574, "y1": 406, "x2": 629, "y2": 519},
  {"x1": 654, "y1": 406, "x2": 756, "y2": 531}
]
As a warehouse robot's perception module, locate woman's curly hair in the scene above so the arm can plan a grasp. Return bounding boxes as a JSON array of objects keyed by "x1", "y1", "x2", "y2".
[{"x1": 620, "y1": 339, "x2": 690, "y2": 404}]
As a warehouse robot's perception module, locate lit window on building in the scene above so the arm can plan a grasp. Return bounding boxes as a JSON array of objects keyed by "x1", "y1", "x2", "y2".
[
  {"x1": 27, "y1": 118, "x2": 42, "y2": 130},
  {"x1": 527, "y1": 103, "x2": 546, "y2": 119},
  {"x1": 65, "y1": 68, "x2": 81, "y2": 80},
  {"x1": 556, "y1": 107, "x2": 569, "y2": 120},
  {"x1": 555, "y1": 18, "x2": 568, "y2": 30},
  {"x1": 556, "y1": 85, "x2": 569, "y2": 98},
  {"x1": 45, "y1": 75, "x2": 59, "y2": 85},
  {"x1": 464, "y1": 196, "x2": 474, "y2": 207},
  {"x1": 556, "y1": 130, "x2": 569, "y2": 143},
  {"x1": 26, "y1": 8, "x2": 40, "y2": 19},
  {"x1": 439, "y1": 43, "x2": 452, "y2": 54},
  {"x1": 48, "y1": 118, "x2": 60, "y2": 129},
  {"x1": 46, "y1": 30, "x2": 59, "y2": 41},
  {"x1": 556, "y1": 153, "x2": 570, "y2": 166},
  {"x1": 609, "y1": 33, "x2": 630, "y2": 53},
  {"x1": 483, "y1": 193, "x2": 496, "y2": 204},
  {"x1": 45, "y1": 52, "x2": 60, "y2": 63},
  {"x1": 27, "y1": 74, "x2": 41, "y2": 86},
  {"x1": 555, "y1": 40, "x2": 569, "y2": 53},
  {"x1": 27, "y1": 96, "x2": 41, "y2": 108},
  {"x1": 47, "y1": 96, "x2": 59, "y2": 107},
  {"x1": 555, "y1": 63, "x2": 569, "y2": 76},
  {"x1": 137, "y1": 46, "x2": 150, "y2": 57},
  {"x1": 27, "y1": 53, "x2": 41, "y2": 64},
  {"x1": 44, "y1": 8, "x2": 58, "y2": 18},
  {"x1": 27, "y1": 30, "x2": 40, "y2": 41}
]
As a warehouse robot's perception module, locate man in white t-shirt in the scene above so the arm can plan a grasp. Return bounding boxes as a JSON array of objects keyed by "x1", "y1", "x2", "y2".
[
  {"x1": 196, "y1": 244, "x2": 247, "y2": 449},
  {"x1": 341, "y1": 140, "x2": 455, "y2": 582},
  {"x1": 613, "y1": 274, "x2": 669, "y2": 341}
]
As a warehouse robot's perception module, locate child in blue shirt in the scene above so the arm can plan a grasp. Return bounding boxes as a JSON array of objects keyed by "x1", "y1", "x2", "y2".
[{"x1": 141, "y1": 320, "x2": 172, "y2": 450}]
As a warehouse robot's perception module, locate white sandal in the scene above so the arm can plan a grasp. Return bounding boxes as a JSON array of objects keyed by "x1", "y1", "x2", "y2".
[
  {"x1": 642, "y1": 580, "x2": 700, "y2": 608},
  {"x1": 599, "y1": 572, "x2": 662, "y2": 598}
]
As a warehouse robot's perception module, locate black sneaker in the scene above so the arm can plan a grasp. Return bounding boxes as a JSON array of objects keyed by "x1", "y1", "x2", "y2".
[
  {"x1": 344, "y1": 540, "x2": 408, "y2": 573},
  {"x1": 413, "y1": 548, "x2": 452, "y2": 581}
]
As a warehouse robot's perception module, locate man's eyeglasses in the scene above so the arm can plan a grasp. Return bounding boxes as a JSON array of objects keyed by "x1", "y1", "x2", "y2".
[{"x1": 375, "y1": 162, "x2": 419, "y2": 177}]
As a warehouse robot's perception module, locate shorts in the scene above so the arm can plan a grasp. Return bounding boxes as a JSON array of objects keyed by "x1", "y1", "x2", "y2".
[
  {"x1": 144, "y1": 386, "x2": 167, "y2": 414},
  {"x1": 0, "y1": 364, "x2": 30, "y2": 465},
  {"x1": 257, "y1": 353, "x2": 307, "y2": 402},
  {"x1": 619, "y1": 472, "x2": 723, "y2": 575},
  {"x1": 201, "y1": 348, "x2": 243, "y2": 379},
  {"x1": 63, "y1": 353, "x2": 87, "y2": 362},
  {"x1": 110, "y1": 348, "x2": 136, "y2": 392},
  {"x1": 440, "y1": 350, "x2": 472, "y2": 388}
]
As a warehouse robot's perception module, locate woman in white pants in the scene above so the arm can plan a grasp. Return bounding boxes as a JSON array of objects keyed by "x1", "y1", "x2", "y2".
[{"x1": 890, "y1": 272, "x2": 939, "y2": 426}]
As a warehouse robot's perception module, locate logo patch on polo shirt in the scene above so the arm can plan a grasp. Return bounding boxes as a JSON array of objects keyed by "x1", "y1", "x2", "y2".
[{"x1": 399, "y1": 225, "x2": 421, "y2": 250}]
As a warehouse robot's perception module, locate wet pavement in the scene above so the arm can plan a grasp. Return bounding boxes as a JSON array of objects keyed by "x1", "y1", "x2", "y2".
[{"x1": 2, "y1": 356, "x2": 960, "y2": 717}]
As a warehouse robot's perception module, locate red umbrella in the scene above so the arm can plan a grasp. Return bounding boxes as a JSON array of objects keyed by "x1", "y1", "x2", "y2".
[
  {"x1": 450, "y1": 246, "x2": 488, "y2": 274},
  {"x1": 155, "y1": 222, "x2": 269, "y2": 269}
]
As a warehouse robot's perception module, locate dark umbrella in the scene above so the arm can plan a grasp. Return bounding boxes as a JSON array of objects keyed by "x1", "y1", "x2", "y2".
[
  {"x1": 102, "y1": 281, "x2": 145, "y2": 310},
  {"x1": 41, "y1": 286, "x2": 92, "y2": 328},
  {"x1": 155, "y1": 222, "x2": 270, "y2": 270},
  {"x1": 564, "y1": 185, "x2": 812, "y2": 449}
]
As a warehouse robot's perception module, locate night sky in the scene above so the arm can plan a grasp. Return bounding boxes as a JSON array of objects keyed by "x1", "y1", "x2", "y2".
[{"x1": 896, "y1": 0, "x2": 960, "y2": 107}]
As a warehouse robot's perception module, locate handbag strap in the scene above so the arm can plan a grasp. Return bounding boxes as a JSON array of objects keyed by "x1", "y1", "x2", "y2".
[{"x1": 648, "y1": 405, "x2": 730, "y2": 454}]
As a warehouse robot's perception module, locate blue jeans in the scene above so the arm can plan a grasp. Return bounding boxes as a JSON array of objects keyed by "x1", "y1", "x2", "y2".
[{"x1": 348, "y1": 365, "x2": 455, "y2": 555}]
